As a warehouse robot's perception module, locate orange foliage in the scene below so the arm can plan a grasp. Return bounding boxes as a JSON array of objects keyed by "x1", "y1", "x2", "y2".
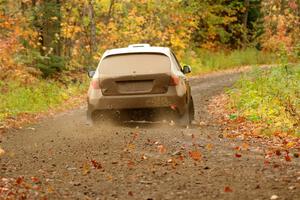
[
  {"x1": 0, "y1": 11, "x2": 38, "y2": 83},
  {"x1": 261, "y1": 0, "x2": 300, "y2": 52}
]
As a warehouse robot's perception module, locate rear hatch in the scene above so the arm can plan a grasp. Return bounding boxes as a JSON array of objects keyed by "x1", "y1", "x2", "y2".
[{"x1": 99, "y1": 53, "x2": 171, "y2": 96}]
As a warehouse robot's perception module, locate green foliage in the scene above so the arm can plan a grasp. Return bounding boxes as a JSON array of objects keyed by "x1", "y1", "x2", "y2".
[
  {"x1": 228, "y1": 66, "x2": 300, "y2": 135},
  {"x1": 36, "y1": 55, "x2": 65, "y2": 77},
  {"x1": 0, "y1": 80, "x2": 87, "y2": 121},
  {"x1": 188, "y1": 0, "x2": 262, "y2": 49},
  {"x1": 182, "y1": 48, "x2": 276, "y2": 74}
]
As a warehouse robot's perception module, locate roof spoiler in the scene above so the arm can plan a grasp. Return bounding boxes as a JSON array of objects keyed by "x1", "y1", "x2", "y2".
[{"x1": 128, "y1": 44, "x2": 151, "y2": 48}]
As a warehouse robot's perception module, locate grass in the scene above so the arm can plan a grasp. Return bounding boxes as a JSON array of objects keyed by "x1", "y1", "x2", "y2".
[
  {"x1": 181, "y1": 48, "x2": 277, "y2": 74},
  {"x1": 0, "y1": 79, "x2": 88, "y2": 121},
  {"x1": 227, "y1": 65, "x2": 300, "y2": 136}
]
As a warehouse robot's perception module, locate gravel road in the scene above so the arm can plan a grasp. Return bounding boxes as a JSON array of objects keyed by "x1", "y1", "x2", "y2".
[{"x1": 1, "y1": 71, "x2": 299, "y2": 200}]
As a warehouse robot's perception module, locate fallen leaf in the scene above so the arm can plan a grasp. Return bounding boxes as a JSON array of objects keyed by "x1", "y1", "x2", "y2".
[
  {"x1": 178, "y1": 155, "x2": 184, "y2": 161},
  {"x1": 235, "y1": 153, "x2": 242, "y2": 158},
  {"x1": 72, "y1": 181, "x2": 81, "y2": 186},
  {"x1": 224, "y1": 186, "x2": 233, "y2": 192},
  {"x1": 169, "y1": 120, "x2": 175, "y2": 126},
  {"x1": 189, "y1": 150, "x2": 201, "y2": 161},
  {"x1": 127, "y1": 160, "x2": 135, "y2": 168},
  {"x1": 47, "y1": 186, "x2": 54, "y2": 193},
  {"x1": 286, "y1": 142, "x2": 295, "y2": 148},
  {"x1": 91, "y1": 160, "x2": 102, "y2": 169},
  {"x1": 273, "y1": 164, "x2": 280, "y2": 168},
  {"x1": 275, "y1": 149, "x2": 281, "y2": 156},
  {"x1": 128, "y1": 191, "x2": 133, "y2": 196},
  {"x1": 16, "y1": 176, "x2": 23, "y2": 185},
  {"x1": 270, "y1": 195, "x2": 279, "y2": 200},
  {"x1": 31, "y1": 177, "x2": 40, "y2": 183},
  {"x1": 141, "y1": 154, "x2": 147, "y2": 160},
  {"x1": 199, "y1": 121, "x2": 206, "y2": 126},
  {"x1": 285, "y1": 155, "x2": 292, "y2": 162},
  {"x1": 157, "y1": 145, "x2": 167, "y2": 154},
  {"x1": 234, "y1": 146, "x2": 241, "y2": 151},
  {"x1": 264, "y1": 160, "x2": 270, "y2": 165},
  {"x1": 82, "y1": 162, "x2": 91, "y2": 175},
  {"x1": 288, "y1": 186, "x2": 295, "y2": 190},
  {"x1": 0, "y1": 147, "x2": 5, "y2": 156},
  {"x1": 127, "y1": 143, "x2": 136, "y2": 150},
  {"x1": 293, "y1": 153, "x2": 299, "y2": 158},
  {"x1": 242, "y1": 143, "x2": 249, "y2": 150},
  {"x1": 206, "y1": 143, "x2": 213, "y2": 151},
  {"x1": 106, "y1": 174, "x2": 113, "y2": 181},
  {"x1": 131, "y1": 132, "x2": 139, "y2": 140}
]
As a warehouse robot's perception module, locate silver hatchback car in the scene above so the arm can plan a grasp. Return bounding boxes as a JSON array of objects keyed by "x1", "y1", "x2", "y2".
[{"x1": 87, "y1": 44, "x2": 194, "y2": 126}]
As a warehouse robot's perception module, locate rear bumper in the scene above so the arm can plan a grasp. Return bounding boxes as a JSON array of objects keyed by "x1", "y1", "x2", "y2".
[{"x1": 87, "y1": 87, "x2": 187, "y2": 116}]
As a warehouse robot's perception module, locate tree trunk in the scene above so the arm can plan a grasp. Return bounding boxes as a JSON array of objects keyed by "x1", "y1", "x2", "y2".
[
  {"x1": 35, "y1": 0, "x2": 61, "y2": 57},
  {"x1": 88, "y1": 0, "x2": 96, "y2": 59},
  {"x1": 242, "y1": 0, "x2": 250, "y2": 47},
  {"x1": 106, "y1": 0, "x2": 115, "y2": 23}
]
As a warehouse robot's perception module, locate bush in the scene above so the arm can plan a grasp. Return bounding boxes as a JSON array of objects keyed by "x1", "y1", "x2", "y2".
[
  {"x1": 181, "y1": 48, "x2": 276, "y2": 74},
  {"x1": 0, "y1": 79, "x2": 87, "y2": 121},
  {"x1": 228, "y1": 66, "x2": 300, "y2": 136},
  {"x1": 36, "y1": 55, "x2": 66, "y2": 77}
]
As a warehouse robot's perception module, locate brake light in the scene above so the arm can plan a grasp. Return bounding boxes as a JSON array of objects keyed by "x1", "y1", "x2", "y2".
[
  {"x1": 169, "y1": 75, "x2": 180, "y2": 86},
  {"x1": 91, "y1": 79, "x2": 100, "y2": 89}
]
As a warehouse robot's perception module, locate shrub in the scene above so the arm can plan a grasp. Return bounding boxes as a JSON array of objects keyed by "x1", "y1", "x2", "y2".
[
  {"x1": 181, "y1": 48, "x2": 276, "y2": 74},
  {"x1": 0, "y1": 79, "x2": 87, "y2": 121},
  {"x1": 228, "y1": 66, "x2": 300, "y2": 136}
]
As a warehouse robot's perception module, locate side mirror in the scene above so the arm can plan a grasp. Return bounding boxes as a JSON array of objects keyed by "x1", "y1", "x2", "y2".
[
  {"x1": 88, "y1": 70, "x2": 96, "y2": 78},
  {"x1": 182, "y1": 65, "x2": 192, "y2": 74}
]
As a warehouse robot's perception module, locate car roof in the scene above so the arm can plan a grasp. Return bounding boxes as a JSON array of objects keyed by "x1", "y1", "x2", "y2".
[{"x1": 103, "y1": 44, "x2": 171, "y2": 58}]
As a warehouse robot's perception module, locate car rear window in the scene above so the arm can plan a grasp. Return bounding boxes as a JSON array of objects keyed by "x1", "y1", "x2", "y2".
[{"x1": 99, "y1": 53, "x2": 171, "y2": 74}]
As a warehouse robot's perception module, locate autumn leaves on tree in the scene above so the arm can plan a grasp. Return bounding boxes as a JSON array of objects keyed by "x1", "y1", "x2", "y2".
[{"x1": 0, "y1": 0, "x2": 298, "y2": 79}]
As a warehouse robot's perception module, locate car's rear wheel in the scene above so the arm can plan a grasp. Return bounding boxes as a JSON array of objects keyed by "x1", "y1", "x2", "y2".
[
  {"x1": 177, "y1": 97, "x2": 194, "y2": 127},
  {"x1": 89, "y1": 110, "x2": 105, "y2": 125},
  {"x1": 189, "y1": 97, "x2": 195, "y2": 122},
  {"x1": 89, "y1": 110, "x2": 121, "y2": 126}
]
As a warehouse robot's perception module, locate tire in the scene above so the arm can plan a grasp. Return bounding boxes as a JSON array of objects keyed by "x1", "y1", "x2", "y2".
[
  {"x1": 177, "y1": 106, "x2": 190, "y2": 128},
  {"x1": 89, "y1": 110, "x2": 106, "y2": 126},
  {"x1": 177, "y1": 97, "x2": 194, "y2": 127},
  {"x1": 189, "y1": 97, "x2": 195, "y2": 122}
]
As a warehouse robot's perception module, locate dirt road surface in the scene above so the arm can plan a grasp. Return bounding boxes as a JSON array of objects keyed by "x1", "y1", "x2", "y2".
[{"x1": 1, "y1": 71, "x2": 299, "y2": 200}]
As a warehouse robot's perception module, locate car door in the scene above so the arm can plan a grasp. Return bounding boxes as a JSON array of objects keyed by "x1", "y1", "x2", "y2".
[{"x1": 170, "y1": 52, "x2": 191, "y2": 101}]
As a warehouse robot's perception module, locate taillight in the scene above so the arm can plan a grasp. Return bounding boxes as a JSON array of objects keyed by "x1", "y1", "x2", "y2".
[
  {"x1": 169, "y1": 75, "x2": 180, "y2": 86},
  {"x1": 90, "y1": 79, "x2": 100, "y2": 89}
]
